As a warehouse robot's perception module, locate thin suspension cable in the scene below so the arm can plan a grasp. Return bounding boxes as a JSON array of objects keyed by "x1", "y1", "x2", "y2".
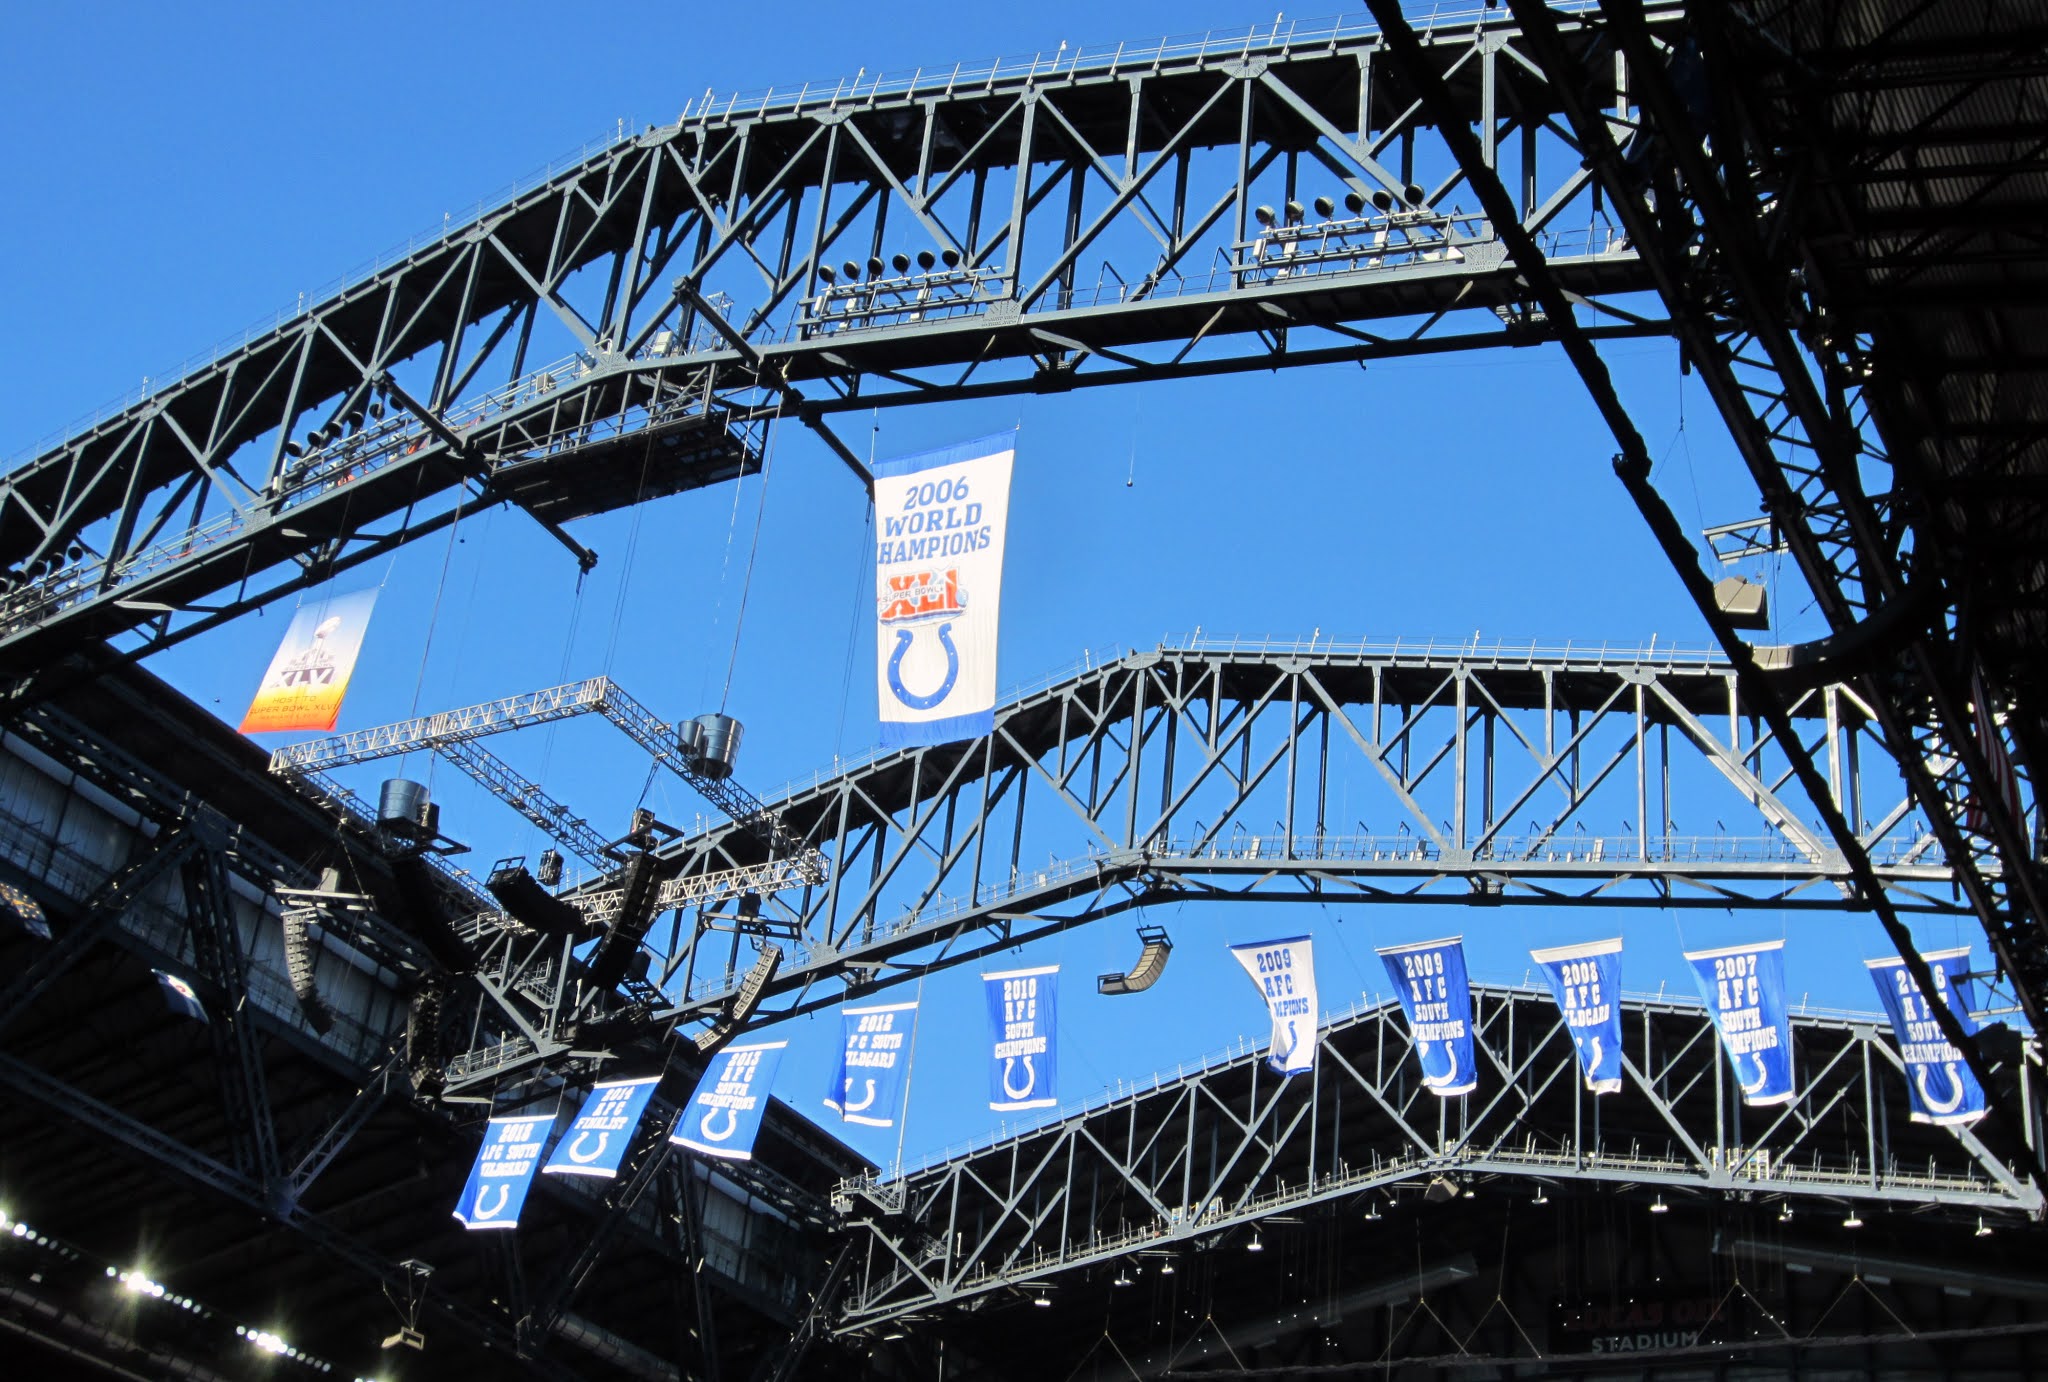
[
  {"x1": 601, "y1": 431, "x2": 662, "y2": 674},
  {"x1": 720, "y1": 401, "x2": 785, "y2": 712},
  {"x1": 399, "y1": 487, "x2": 470, "y2": 783},
  {"x1": 698, "y1": 424, "x2": 756, "y2": 709}
]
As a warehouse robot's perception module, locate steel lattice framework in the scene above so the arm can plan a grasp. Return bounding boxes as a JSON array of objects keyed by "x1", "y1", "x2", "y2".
[{"x1": 830, "y1": 984, "x2": 2044, "y2": 1329}]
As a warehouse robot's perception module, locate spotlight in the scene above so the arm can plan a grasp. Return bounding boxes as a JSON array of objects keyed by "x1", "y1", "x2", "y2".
[
  {"x1": 867, "y1": 256, "x2": 885, "y2": 278},
  {"x1": 842, "y1": 260, "x2": 861, "y2": 281},
  {"x1": 1284, "y1": 199, "x2": 1304, "y2": 223},
  {"x1": 1779, "y1": 1203, "x2": 1794, "y2": 1223},
  {"x1": 891, "y1": 252, "x2": 910, "y2": 273},
  {"x1": 1403, "y1": 183, "x2": 1425, "y2": 205},
  {"x1": 1254, "y1": 204, "x2": 1276, "y2": 227},
  {"x1": 940, "y1": 247, "x2": 961, "y2": 267},
  {"x1": 1424, "y1": 1175, "x2": 1460, "y2": 1204},
  {"x1": 818, "y1": 264, "x2": 837, "y2": 284},
  {"x1": 1113, "y1": 1270, "x2": 1132, "y2": 1287},
  {"x1": 1246, "y1": 1231, "x2": 1264, "y2": 1253},
  {"x1": 1531, "y1": 1188, "x2": 1549, "y2": 1205},
  {"x1": 369, "y1": 401, "x2": 385, "y2": 421},
  {"x1": 1364, "y1": 1201, "x2": 1383, "y2": 1220},
  {"x1": 1649, "y1": 1196, "x2": 1668, "y2": 1214},
  {"x1": 1343, "y1": 191, "x2": 1365, "y2": 215},
  {"x1": 1313, "y1": 195, "x2": 1334, "y2": 217},
  {"x1": 916, "y1": 249, "x2": 936, "y2": 270},
  {"x1": 1976, "y1": 1217, "x2": 1993, "y2": 1238},
  {"x1": 1032, "y1": 1295, "x2": 1052, "y2": 1307},
  {"x1": 1159, "y1": 1261, "x2": 1174, "y2": 1276},
  {"x1": 1371, "y1": 189, "x2": 1394, "y2": 212},
  {"x1": 1842, "y1": 1211, "x2": 1864, "y2": 1229}
]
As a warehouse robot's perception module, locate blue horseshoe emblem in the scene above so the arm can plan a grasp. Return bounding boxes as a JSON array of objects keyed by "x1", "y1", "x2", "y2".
[{"x1": 887, "y1": 621, "x2": 961, "y2": 710}]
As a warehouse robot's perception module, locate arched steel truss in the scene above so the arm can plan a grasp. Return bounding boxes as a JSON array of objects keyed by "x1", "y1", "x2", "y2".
[{"x1": 829, "y1": 985, "x2": 2044, "y2": 1330}]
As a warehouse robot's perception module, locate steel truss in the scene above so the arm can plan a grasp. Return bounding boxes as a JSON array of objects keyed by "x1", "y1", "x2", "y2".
[
  {"x1": 832, "y1": 984, "x2": 2043, "y2": 1329},
  {"x1": 0, "y1": 3, "x2": 1684, "y2": 672}
]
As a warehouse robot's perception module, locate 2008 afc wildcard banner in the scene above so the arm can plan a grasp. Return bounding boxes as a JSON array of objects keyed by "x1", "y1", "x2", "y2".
[
  {"x1": 984, "y1": 966, "x2": 1058, "y2": 1111},
  {"x1": 1531, "y1": 938, "x2": 1625, "y2": 1094},
  {"x1": 1684, "y1": 941, "x2": 1795, "y2": 1106},
  {"x1": 1377, "y1": 937, "x2": 1477, "y2": 1096},
  {"x1": 873, "y1": 433, "x2": 1014, "y2": 748},
  {"x1": 1867, "y1": 948, "x2": 1987, "y2": 1126}
]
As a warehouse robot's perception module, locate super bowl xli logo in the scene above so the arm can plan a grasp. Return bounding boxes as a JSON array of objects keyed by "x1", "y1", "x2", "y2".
[
  {"x1": 879, "y1": 568, "x2": 967, "y2": 710},
  {"x1": 276, "y1": 614, "x2": 345, "y2": 688}
]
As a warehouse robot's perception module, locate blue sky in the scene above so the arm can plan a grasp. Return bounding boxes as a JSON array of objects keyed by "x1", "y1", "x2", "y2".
[{"x1": 1, "y1": 3, "x2": 1976, "y2": 1166}]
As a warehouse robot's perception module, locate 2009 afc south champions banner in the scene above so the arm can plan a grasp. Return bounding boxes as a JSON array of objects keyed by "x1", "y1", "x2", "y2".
[
  {"x1": 1685, "y1": 941, "x2": 1795, "y2": 1106},
  {"x1": 984, "y1": 966, "x2": 1058, "y2": 1111},
  {"x1": 1231, "y1": 936, "x2": 1320, "y2": 1075},
  {"x1": 452, "y1": 1114, "x2": 552, "y2": 1231},
  {"x1": 1377, "y1": 937, "x2": 1477, "y2": 1096},
  {"x1": 1868, "y1": 948, "x2": 1987, "y2": 1127},
  {"x1": 1531, "y1": 938, "x2": 1625, "y2": 1094},
  {"x1": 238, "y1": 587, "x2": 378, "y2": 733},
  {"x1": 825, "y1": 1002, "x2": 916, "y2": 1128},
  {"x1": 673, "y1": 1041, "x2": 787, "y2": 1161},
  {"x1": 873, "y1": 433, "x2": 1015, "y2": 748},
  {"x1": 542, "y1": 1076, "x2": 661, "y2": 1179}
]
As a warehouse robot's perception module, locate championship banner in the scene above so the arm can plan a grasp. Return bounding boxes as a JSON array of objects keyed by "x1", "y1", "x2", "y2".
[
  {"x1": 984, "y1": 965, "x2": 1058, "y2": 1112},
  {"x1": 541, "y1": 1076, "x2": 660, "y2": 1179},
  {"x1": 873, "y1": 433, "x2": 1014, "y2": 748},
  {"x1": 672, "y1": 1041, "x2": 786, "y2": 1161},
  {"x1": 238, "y1": 587, "x2": 378, "y2": 733},
  {"x1": 1867, "y1": 948, "x2": 1987, "y2": 1126},
  {"x1": 1230, "y1": 936, "x2": 1320, "y2": 1076},
  {"x1": 451, "y1": 1114, "x2": 552, "y2": 1231},
  {"x1": 1531, "y1": 938, "x2": 1625, "y2": 1094},
  {"x1": 154, "y1": 969, "x2": 207, "y2": 1023},
  {"x1": 1684, "y1": 941, "x2": 1795, "y2": 1107},
  {"x1": 824, "y1": 1002, "x2": 916, "y2": 1128},
  {"x1": 1376, "y1": 937, "x2": 1477, "y2": 1096}
]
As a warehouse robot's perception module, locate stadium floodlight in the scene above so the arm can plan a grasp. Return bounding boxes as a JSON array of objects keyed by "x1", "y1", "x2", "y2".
[
  {"x1": 1843, "y1": 1211, "x2": 1865, "y2": 1229},
  {"x1": 1246, "y1": 1230, "x2": 1264, "y2": 1253},
  {"x1": 1976, "y1": 1217, "x2": 1993, "y2": 1238},
  {"x1": 1649, "y1": 1196, "x2": 1669, "y2": 1214}
]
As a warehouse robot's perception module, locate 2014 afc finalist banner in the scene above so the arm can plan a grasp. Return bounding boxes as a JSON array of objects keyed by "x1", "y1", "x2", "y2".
[
  {"x1": 824, "y1": 1002, "x2": 916, "y2": 1128},
  {"x1": 238, "y1": 587, "x2": 378, "y2": 733},
  {"x1": 1376, "y1": 937, "x2": 1477, "y2": 1096},
  {"x1": 673, "y1": 1041, "x2": 787, "y2": 1161},
  {"x1": 1231, "y1": 937, "x2": 1320, "y2": 1075},
  {"x1": 1684, "y1": 941, "x2": 1795, "y2": 1106},
  {"x1": 1868, "y1": 948, "x2": 1987, "y2": 1126},
  {"x1": 873, "y1": 433, "x2": 1015, "y2": 748},
  {"x1": 1531, "y1": 938, "x2": 1625, "y2": 1094},
  {"x1": 452, "y1": 1114, "x2": 552, "y2": 1231},
  {"x1": 984, "y1": 966, "x2": 1058, "y2": 1111},
  {"x1": 541, "y1": 1076, "x2": 660, "y2": 1179}
]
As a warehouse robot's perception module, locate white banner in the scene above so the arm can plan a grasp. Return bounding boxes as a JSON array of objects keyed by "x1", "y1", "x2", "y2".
[
  {"x1": 873, "y1": 433, "x2": 1015, "y2": 747},
  {"x1": 1230, "y1": 935, "x2": 1320, "y2": 1075}
]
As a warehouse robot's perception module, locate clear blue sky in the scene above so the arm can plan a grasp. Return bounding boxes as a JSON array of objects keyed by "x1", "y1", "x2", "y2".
[{"x1": 1, "y1": 3, "x2": 1975, "y2": 1167}]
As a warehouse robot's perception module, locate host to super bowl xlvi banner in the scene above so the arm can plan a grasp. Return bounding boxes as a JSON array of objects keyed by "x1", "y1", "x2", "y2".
[{"x1": 873, "y1": 433, "x2": 1015, "y2": 747}]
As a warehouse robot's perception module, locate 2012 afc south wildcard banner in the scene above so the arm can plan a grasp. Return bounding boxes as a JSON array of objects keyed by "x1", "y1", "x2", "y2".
[{"x1": 873, "y1": 433, "x2": 1015, "y2": 748}]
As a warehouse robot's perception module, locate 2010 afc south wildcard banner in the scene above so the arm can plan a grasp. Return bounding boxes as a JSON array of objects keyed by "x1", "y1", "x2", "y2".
[
  {"x1": 1531, "y1": 938, "x2": 1625, "y2": 1094},
  {"x1": 1377, "y1": 937, "x2": 1477, "y2": 1096},
  {"x1": 1684, "y1": 941, "x2": 1795, "y2": 1106},
  {"x1": 873, "y1": 433, "x2": 1015, "y2": 748},
  {"x1": 1867, "y1": 948, "x2": 1987, "y2": 1126},
  {"x1": 451, "y1": 1114, "x2": 552, "y2": 1231},
  {"x1": 1231, "y1": 936, "x2": 1320, "y2": 1075},
  {"x1": 984, "y1": 966, "x2": 1058, "y2": 1111}
]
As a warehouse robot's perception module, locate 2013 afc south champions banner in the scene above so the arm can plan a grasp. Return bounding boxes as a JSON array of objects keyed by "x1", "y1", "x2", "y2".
[
  {"x1": 542, "y1": 1076, "x2": 661, "y2": 1179},
  {"x1": 825, "y1": 1002, "x2": 916, "y2": 1128},
  {"x1": 1531, "y1": 938, "x2": 1625, "y2": 1094},
  {"x1": 1684, "y1": 941, "x2": 1795, "y2": 1106},
  {"x1": 673, "y1": 1041, "x2": 787, "y2": 1161},
  {"x1": 1377, "y1": 937, "x2": 1477, "y2": 1096},
  {"x1": 1231, "y1": 937, "x2": 1320, "y2": 1075},
  {"x1": 985, "y1": 966, "x2": 1058, "y2": 1111},
  {"x1": 1868, "y1": 948, "x2": 1987, "y2": 1127},
  {"x1": 452, "y1": 1114, "x2": 552, "y2": 1231},
  {"x1": 873, "y1": 433, "x2": 1015, "y2": 748}
]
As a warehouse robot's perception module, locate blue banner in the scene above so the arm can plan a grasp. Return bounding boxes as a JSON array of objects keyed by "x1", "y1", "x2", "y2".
[
  {"x1": 673, "y1": 1041, "x2": 786, "y2": 1161},
  {"x1": 1531, "y1": 938, "x2": 1625, "y2": 1094},
  {"x1": 542, "y1": 1076, "x2": 660, "y2": 1179},
  {"x1": 824, "y1": 1002, "x2": 916, "y2": 1128},
  {"x1": 154, "y1": 969, "x2": 206, "y2": 1022},
  {"x1": 1230, "y1": 936, "x2": 1320, "y2": 1075},
  {"x1": 1684, "y1": 941, "x2": 1795, "y2": 1107},
  {"x1": 1867, "y1": 948, "x2": 1987, "y2": 1127},
  {"x1": 1377, "y1": 937, "x2": 1477, "y2": 1096},
  {"x1": 984, "y1": 966, "x2": 1058, "y2": 1111},
  {"x1": 451, "y1": 1114, "x2": 552, "y2": 1231}
]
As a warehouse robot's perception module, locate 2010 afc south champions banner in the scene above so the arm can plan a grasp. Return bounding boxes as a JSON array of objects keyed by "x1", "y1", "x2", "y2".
[
  {"x1": 873, "y1": 433, "x2": 1015, "y2": 748},
  {"x1": 1868, "y1": 949, "x2": 1987, "y2": 1127},
  {"x1": 673, "y1": 1041, "x2": 787, "y2": 1161},
  {"x1": 984, "y1": 966, "x2": 1058, "y2": 1111},
  {"x1": 825, "y1": 1002, "x2": 916, "y2": 1128},
  {"x1": 238, "y1": 587, "x2": 378, "y2": 733},
  {"x1": 541, "y1": 1076, "x2": 661, "y2": 1179},
  {"x1": 1231, "y1": 937, "x2": 1320, "y2": 1075},
  {"x1": 1685, "y1": 941, "x2": 1795, "y2": 1107},
  {"x1": 1531, "y1": 938, "x2": 1625, "y2": 1094},
  {"x1": 451, "y1": 1114, "x2": 552, "y2": 1231},
  {"x1": 1377, "y1": 937, "x2": 1477, "y2": 1096}
]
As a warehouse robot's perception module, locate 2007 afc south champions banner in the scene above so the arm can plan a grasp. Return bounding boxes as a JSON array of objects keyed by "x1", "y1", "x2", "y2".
[
  {"x1": 984, "y1": 966, "x2": 1058, "y2": 1111},
  {"x1": 1868, "y1": 948, "x2": 1987, "y2": 1126},
  {"x1": 1531, "y1": 938, "x2": 1625, "y2": 1094},
  {"x1": 1377, "y1": 937, "x2": 1477, "y2": 1096},
  {"x1": 873, "y1": 433, "x2": 1015, "y2": 748},
  {"x1": 1685, "y1": 941, "x2": 1795, "y2": 1106}
]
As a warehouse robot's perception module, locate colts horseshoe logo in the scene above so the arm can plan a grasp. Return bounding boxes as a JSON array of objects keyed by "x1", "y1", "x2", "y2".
[
  {"x1": 1740, "y1": 1051, "x2": 1772, "y2": 1096},
  {"x1": 842, "y1": 1078, "x2": 879, "y2": 1113},
  {"x1": 886, "y1": 622, "x2": 961, "y2": 710},
  {"x1": 470, "y1": 1183, "x2": 511, "y2": 1221},
  {"x1": 565, "y1": 1130, "x2": 609, "y2": 1164},
  {"x1": 1420, "y1": 1042, "x2": 1461, "y2": 1090},
  {"x1": 698, "y1": 1105, "x2": 740, "y2": 1142},
  {"x1": 1915, "y1": 1060, "x2": 1969, "y2": 1115},
  {"x1": 1001, "y1": 1055, "x2": 1037, "y2": 1101}
]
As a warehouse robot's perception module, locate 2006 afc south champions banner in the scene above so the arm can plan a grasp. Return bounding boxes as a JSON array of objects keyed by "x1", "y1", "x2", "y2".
[
  {"x1": 1377, "y1": 937, "x2": 1477, "y2": 1096},
  {"x1": 1685, "y1": 941, "x2": 1795, "y2": 1106},
  {"x1": 1868, "y1": 948, "x2": 1987, "y2": 1126},
  {"x1": 873, "y1": 433, "x2": 1015, "y2": 748}
]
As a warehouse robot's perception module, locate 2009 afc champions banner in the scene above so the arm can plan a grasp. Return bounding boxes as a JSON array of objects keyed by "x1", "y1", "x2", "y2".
[
  {"x1": 825, "y1": 1002, "x2": 916, "y2": 1128},
  {"x1": 1685, "y1": 941, "x2": 1795, "y2": 1106},
  {"x1": 1531, "y1": 938, "x2": 1625, "y2": 1094},
  {"x1": 452, "y1": 1113, "x2": 552, "y2": 1231},
  {"x1": 673, "y1": 1041, "x2": 787, "y2": 1161},
  {"x1": 542, "y1": 1076, "x2": 660, "y2": 1179},
  {"x1": 1231, "y1": 936, "x2": 1320, "y2": 1075},
  {"x1": 1868, "y1": 948, "x2": 1987, "y2": 1126},
  {"x1": 238, "y1": 587, "x2": 379, "y2": 733},
  {"x1": 984, "y1": 966, "x2": 1058, "y2": 1111},
  {"x1": 873, "y1": 433, "x2": 1015, "y2": 748},
  {"x1": 1377, "y1": 937, "x2": 1477, "y2": 1096}
]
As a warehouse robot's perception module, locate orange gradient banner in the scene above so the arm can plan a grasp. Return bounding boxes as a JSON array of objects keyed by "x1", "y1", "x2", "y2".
[{"x1": 238, "y1": 588, "x2": 378, "y2": 734}]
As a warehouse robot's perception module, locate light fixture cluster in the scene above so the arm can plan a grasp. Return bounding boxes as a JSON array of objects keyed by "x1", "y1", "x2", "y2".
[
  {"x1": 107, "y1": 1267, "x2": 205, "y2": 1314},
  {"x1": 234, "y1": 1325, "x2": 335, "y2": 1371}
]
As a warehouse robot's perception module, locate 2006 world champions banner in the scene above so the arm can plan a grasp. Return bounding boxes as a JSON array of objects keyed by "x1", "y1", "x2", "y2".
[
  {"x1": 1867, "y1": 948, "x2": 1987, "y2": 1127},
  {"x1": 673, "y1": 1041, "x2": 787, "y2": 1161},
  {"x1": 873, "y1": 433, "x2": 1014, "y2": 748},
  {"x1": 1231, "y1": 936, "x2": 1320, "y2": 1075},
  {"x1": 542, "y1": 1076, "x2": 660, "y2": 1178},
  {"x1": 1377, "y1": 937, "x2": 1477, "y2": 1096},
  {"x1": 1684, "y1": 941, "x2": 1795, "y2": 1106},
  {"x1": 1531, "y1": 938, "x2": 1625, "y2": 1094},
  {"x1": 824, "y1": 1002, "x2": 917, "y2": 1128},
  {"x1": 452, "y1": 1113, "x2": 552, "y2": 1231},
  {"x1": 238, "y1": 587, "x2": 378, "y2": 733},
  {"x1": 984, "y1": 966, "x2": 1058, "y2": 1111}
]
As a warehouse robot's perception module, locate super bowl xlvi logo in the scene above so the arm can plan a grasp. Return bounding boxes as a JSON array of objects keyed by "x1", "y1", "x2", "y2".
[
  {"x1": 277, "y1": 614, "x2": 345, "y2": 687},
  {"x1": 879, "y1": 569, "x2": 967, "y2": 710}
]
